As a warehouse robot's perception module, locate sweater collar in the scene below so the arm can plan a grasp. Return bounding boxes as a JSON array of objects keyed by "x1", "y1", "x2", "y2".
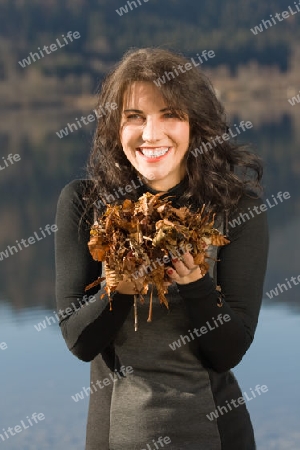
[{"x1": 137, "y1": 176, "x2": 189, "y2": 207}]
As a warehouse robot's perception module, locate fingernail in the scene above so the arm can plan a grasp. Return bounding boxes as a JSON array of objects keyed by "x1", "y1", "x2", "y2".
[
  {"x1": 167, "y1": 269, "x2": 173, "y2": 275},
  {"x1": 172, "y1": 258, "x2": 179, "y2": 263}
]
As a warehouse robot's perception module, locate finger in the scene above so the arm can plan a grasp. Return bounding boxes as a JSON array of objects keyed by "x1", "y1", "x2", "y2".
[
  {"x1": 169, "y1": 259, "x2": 189, "y2": 277},
  {"x1": 180, "y1": 252, "x2": 198, "y2": 271},
  {"x1": 165, "y1": 267, "x2": 181, "y2": 282},
  {"x1": 171, "y1": 256, "x2": 197, "y2": 277}
]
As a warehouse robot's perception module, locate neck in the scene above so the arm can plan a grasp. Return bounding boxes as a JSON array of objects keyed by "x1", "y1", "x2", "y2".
[{"x1": 141, "y1": 176, "x2": 186, "y2": 193}]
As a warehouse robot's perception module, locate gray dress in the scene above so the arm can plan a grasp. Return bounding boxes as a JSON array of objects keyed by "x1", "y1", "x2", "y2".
[{"x1": 55, "y1": 180, "x2": 268, "y2": 450}]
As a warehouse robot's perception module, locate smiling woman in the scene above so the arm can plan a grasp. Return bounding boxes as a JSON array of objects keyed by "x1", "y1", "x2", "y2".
[
  {"x1": 55, "y1": 48, "x2": 268, "y2": 450},
  {"x1": 85, "y1": 48, "x2": 263, "y2": 214},
  {"x1": 120, "y1": 82, "x2": 190, "y2": 191}
]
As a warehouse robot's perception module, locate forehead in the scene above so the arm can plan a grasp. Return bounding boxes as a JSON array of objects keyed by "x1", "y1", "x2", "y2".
[{"x1": 122, "y1": 81, "x2": 167, "y2": 110}]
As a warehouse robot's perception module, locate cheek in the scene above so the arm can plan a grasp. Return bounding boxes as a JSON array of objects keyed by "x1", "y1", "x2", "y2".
[
  {"x1": 181, "y1": 123, "x2": 190, "y2": 142},
  {"x1": 169, "y1": 123, "x2": 190, "y2": 144},
  {"x1": 120, "y1": 127, "x2": 138, "y2": 148},
  {"x1": 120, "y1": 131, "x2": 139, "y2": 163},
  {"x1": 119, "y1": 128, "x2": 126, "y2": 147}
]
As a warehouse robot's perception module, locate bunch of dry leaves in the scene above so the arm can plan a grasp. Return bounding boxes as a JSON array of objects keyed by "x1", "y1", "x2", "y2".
[{"x1": 85, "y1": 192, "x2": 229, "y2": 328}]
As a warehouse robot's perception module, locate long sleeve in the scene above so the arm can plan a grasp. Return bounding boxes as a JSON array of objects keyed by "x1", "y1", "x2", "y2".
[
  {"x1": 55, "y1": 181, "x2": 268, "y2": 370},
  {"x1": 55, "y1": 180, "x2": 134, "y2": 362},
  {"x1": 177, "y1": 195, "x2": 269, "y2": 372}
]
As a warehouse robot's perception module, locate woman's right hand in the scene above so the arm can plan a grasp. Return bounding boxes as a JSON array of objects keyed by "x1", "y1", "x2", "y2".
[
  {"x1": 115, "y1": 274, "x2": 145, "y2": 295},
  {"x1": 115, "y1": 273, "x2": 172, "y2": 295}
]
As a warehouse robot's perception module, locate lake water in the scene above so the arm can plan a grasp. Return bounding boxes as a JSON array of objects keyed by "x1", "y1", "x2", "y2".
[{"x1": 0, "y1": 105, "x2": 299, "y2": 450}]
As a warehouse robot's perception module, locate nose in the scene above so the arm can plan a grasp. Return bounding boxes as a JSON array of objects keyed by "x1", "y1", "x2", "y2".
[{"x1": 142, "y1": 116, "x2": 164, "y2": 142}]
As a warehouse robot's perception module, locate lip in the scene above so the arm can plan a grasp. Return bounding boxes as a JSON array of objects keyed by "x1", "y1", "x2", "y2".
[{"x1": 137, "y1": 146, "x2": 172, "y2": 162}]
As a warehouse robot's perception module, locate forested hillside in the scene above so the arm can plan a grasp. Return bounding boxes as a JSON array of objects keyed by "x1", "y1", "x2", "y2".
[{"x1": 0, "y1": 0, "x2": 298, "y2": 84}]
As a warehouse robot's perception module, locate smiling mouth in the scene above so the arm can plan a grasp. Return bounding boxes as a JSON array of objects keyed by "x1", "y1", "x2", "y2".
[{"x1": 138, "y1": 147, "x2": 171, "y2": 158}]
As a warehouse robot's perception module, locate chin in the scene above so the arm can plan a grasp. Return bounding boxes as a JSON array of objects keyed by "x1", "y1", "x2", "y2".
[{"x1": 144, "y1": 174, "x2": 165, "y2": 184}]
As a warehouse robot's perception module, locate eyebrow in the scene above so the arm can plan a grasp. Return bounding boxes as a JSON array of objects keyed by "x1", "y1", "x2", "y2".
[{"x1": 122, "y1": 107, "x2": 171, "y2": 114}]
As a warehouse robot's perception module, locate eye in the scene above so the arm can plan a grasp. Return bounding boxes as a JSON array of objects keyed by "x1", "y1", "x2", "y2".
[
  {"x1": 127, "y1": 114, "x2": 142, "y2": 119},
  {"x1": 124, "y1": 114, "x2": 145, "y2": 123},
  {"x1": 163, "y1": 111, "x2": 181, "y2": 119}
]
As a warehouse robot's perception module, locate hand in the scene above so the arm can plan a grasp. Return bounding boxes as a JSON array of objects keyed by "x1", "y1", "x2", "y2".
[
  {"x1": 165, "y1": 251, "x2": 204, "y2": 285},
  {"x1": 115, "y1": 275, "x2": 145, "y2": 295}
]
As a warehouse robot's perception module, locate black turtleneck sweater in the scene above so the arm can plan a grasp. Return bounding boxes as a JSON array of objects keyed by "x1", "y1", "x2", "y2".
[{"x1": 55, "y1": 178, "x2": 268, "y2": 450}]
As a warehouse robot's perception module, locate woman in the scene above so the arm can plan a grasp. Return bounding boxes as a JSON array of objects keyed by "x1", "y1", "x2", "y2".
[{"x1": 55, "y1": 48, "x2": 268, "y2": 450}]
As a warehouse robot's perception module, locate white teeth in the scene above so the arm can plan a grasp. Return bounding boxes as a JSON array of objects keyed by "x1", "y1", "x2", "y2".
[{"x1": 140, "y1": 147, "x2": 170, "y2": 157}]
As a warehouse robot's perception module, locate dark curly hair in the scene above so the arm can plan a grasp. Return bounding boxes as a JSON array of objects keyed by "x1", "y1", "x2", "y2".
[{"x1": 85, "y1": 47, "x2": 263, "y2": 217}]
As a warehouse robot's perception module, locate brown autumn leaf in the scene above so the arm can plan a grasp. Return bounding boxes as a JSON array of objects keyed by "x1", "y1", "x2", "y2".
[{"x1": 85, "y1": 192, "x2": 230, "y2": 326}]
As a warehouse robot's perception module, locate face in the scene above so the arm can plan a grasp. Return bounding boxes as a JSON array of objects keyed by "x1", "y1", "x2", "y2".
[{"x1": 120, "y1": 81, "x2": 190, "y2": 192}]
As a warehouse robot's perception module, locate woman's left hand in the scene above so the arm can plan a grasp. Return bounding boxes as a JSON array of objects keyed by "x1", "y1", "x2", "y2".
[{"x1": 165, "y1": 252, "x2": 204, "y2": 285}]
